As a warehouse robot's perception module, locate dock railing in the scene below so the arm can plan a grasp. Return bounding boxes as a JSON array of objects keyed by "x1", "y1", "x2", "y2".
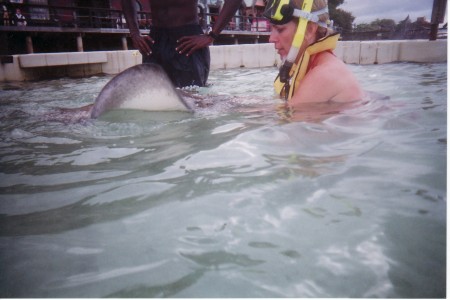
[
  {"x1": 1, "y1": 3, "x2": 271, "y2": 33},
  {"x1": 0, "y1": 3, "x2": 272, "y2": 54}
]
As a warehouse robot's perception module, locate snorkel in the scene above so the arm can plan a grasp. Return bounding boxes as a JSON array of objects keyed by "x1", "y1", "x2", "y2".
[{"x1": 264, "y1": 0, "x2": 329, "y2": 100}]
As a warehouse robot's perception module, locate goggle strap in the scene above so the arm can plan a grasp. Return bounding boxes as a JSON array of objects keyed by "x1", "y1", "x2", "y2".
[{"x1": 292, "y1": 7, "x2": 329, "y2": 27}]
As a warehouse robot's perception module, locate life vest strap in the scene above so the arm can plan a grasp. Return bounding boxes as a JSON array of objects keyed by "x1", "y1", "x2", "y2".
[{"x1": 274, "y1": 33, "x2": 340, "y2": 100}]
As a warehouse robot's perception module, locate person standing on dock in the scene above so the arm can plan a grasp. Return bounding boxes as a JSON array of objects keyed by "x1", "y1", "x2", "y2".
[
  {"x1": 12, "y1": 8, "x2": 26, "y2": 26},
  {"x1": 1, "y1": 2, "x2": 10, "y2": 26},
  {"x1": 121, "y1": 0, "x2": 242, "y2": 88}
]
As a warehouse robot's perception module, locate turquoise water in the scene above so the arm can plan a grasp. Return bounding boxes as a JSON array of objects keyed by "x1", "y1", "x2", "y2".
[{"x1": 0, "y1": 63, "x2": 446, "y2": 297}]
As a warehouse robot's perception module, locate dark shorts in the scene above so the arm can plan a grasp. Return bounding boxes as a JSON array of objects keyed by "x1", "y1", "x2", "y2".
[{"x1": 143, "y1": 24, "x2": 210, "y2": 88}]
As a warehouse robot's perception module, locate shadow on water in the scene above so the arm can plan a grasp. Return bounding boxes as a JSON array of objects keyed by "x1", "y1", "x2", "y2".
[
  {"x1": 106, "y1": 269, "x2": 205, "y2": 298},
  {"x1": 0, "y1": 195, "x2": 165, "y2": 237},
  {"x1": 382, "y1": 213, "x2": 446, "y2": 298},
  {"x1": 0, "y1": 149, "x2": 348, "y2": 237}
]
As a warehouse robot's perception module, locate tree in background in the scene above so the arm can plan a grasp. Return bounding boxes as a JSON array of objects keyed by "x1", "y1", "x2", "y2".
[
  {"x1": 328, "y1": 0, "x2": 355, "y2": 34},
  {"x1": 354, "y1": 18, "x2": 396, "y2": 32}
]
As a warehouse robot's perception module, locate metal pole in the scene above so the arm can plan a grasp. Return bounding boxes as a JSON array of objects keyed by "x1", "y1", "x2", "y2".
[
  {"x1": 26, "y1": 36, "x2": 33, "y2": 54},
  {"x1": 76, "y1": 33, "x2": 83, "y2": 52},
  {"x1": 430, "y1": 0, "x2": 447, "y2": 40},
  {"x1": 122, "y1": 35, "x2": 128, "y2": 50}
]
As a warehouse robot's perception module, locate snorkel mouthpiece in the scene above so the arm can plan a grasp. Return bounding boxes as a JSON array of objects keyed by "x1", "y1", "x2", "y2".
[
  {"x1": 279, "y1": 61, "x2": 293, "y2": 83},
  {"x1": 279, "y1": 61, "x2": 293, "y2": 100}
]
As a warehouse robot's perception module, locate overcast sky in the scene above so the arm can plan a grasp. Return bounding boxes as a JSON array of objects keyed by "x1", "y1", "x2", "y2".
[{"x1": 339, "y1": 0, "x2": 446, "y2": 24}]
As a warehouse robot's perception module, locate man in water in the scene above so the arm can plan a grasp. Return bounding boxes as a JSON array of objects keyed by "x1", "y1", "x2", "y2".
[{"x1": 121, "y1": 0, "x2": 242, "y2": 88}]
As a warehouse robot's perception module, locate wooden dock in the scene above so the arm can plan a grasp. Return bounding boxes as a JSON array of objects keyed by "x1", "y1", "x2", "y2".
[{"x1": 0, "y1": 25, "x2": 270, "y2": 55}]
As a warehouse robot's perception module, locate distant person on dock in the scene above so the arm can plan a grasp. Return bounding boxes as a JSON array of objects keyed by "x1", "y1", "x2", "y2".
[
  {"x1": 264, "y1": 0, "x2": 363, "y2": 106},
  {"x1": 121, "y1": 0, "x2": 242, "y2": 88},
  {"x1": 1, "y1": 2, "x2": 10, "y2": 26},
  {"x1": 12, "y1": 8, "x2": 26, "y2": 26}
]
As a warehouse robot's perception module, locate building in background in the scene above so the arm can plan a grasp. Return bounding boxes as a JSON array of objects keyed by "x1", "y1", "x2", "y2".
[{"x1": 0, "y1": 0, "x2": 272, "y2": 55}]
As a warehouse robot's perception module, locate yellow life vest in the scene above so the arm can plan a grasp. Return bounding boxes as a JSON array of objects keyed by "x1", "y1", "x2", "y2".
[{"x1": 274, "y1": 33, "x2": 340, "y2": 100}]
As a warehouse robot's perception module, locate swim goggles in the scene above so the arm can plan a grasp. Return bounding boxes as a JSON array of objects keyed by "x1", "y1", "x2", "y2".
[{"x1": 263, "y1": 0, "x2": 329, "y2": 27}]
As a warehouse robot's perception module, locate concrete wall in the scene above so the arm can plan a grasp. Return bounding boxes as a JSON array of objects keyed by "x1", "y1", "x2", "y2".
[
  {"x1": 334, "y1": 39, "x2": 447, "y2": 65},
  {"x1": 0, "y1": 40, "x2": 446, "y2": 81}
]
